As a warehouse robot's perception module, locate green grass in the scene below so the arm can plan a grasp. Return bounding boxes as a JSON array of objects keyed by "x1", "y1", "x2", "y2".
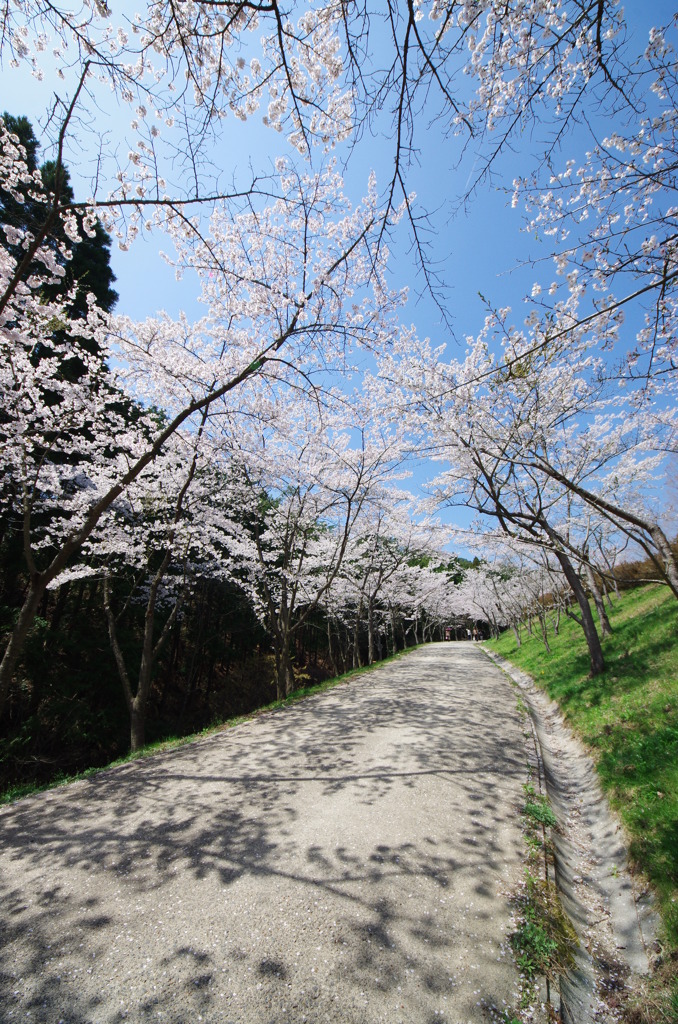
[
  {"x1": 511, "y1": 869, "x2": 576, "y2": 988},
  {"x1": 507, "y1": 763, "x2": 576, "y2": 1016},
  {"x1": 0, "y1": 645, "x2": 421, "y2": 806},
  {"x1": 524, "y1": 794, "x2": 559, "y2": 830},
  {"x1": 486, "y1": 584, "x2": 678, "y2": 1020}
]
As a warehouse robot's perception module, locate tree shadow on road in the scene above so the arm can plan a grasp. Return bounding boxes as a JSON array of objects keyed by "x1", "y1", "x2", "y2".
[{"x1": 0, "y1": 645, "x2": 525, "y2": 1023}]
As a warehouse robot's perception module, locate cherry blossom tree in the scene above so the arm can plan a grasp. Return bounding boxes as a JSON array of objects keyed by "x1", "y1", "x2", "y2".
[
  {"x1": 4, "y1": 0, "x2": 676, "y2": 716},
  {"x1": 375, "y1": 220, "x2": 677, "y2": 662},
  {"x1": 0, "y1": 141, "x2": 408, "y2": 719},
  {"x1": 216, "y1": 396, "x2": 409, "y2": 699},
  {"x1": 96, "y1": 419, "x2": 235, "y2": 752},
  {"x1": 512, "y1": 14, "x2": 678, "y2": 381},
  {"x1": 489, "y1": 14, "x2": 678, "y2": 586},
  {"x1": 444, "y1": 565, "x2": 499, "y2": 640},
  {"x1": 2, "y1": 2, "x2": 658, "y2": 309},
  {"x1": 332, "y1": 500, "x2": 445, "y2": 665},
  {"x1": 0, "y1": 3, "x2": 353, "y2": 261},
  {"x1": 401, "y1": 561, "x2": 457, "y2": 643},
  {"x1": 473, "y1": 308, "x2": 678, "y2": 596},
  {"x1": 377, "y1": 332, "x2": 604, "y2": 670}
]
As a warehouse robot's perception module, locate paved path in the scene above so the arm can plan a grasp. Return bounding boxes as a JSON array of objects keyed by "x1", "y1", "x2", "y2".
[{"x1": 0, "y1": 643, "x2": 529, "y2": 1024}]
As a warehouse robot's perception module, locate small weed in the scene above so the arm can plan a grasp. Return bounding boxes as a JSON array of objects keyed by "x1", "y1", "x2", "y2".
[
  {"x1": 508, "y1": 781, "x2": 577, "y2": 1016},
  {"x1": 522, "y1": 782, "x2": 558, "y2": 835},
  {"x1": 516, "y1": 696, "x2": 529, "y2": 718},
  {"x1": 512, "y1": 916, "x2": 559, "y2": 981},
  {"x1": 511, "y1": 870, "x2": 578, "y2": 985},
  {"x1": 524, "y1": 797, "x2": 558, "y2": 830}
]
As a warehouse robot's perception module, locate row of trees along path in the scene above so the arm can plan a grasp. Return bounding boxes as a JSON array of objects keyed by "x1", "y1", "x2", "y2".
[{"x1": 1, "y1": 3, "x2": 677, "y2": 766}]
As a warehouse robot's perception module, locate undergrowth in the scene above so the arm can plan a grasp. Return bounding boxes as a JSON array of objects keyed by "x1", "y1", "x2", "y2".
[
  {"x1": 505, "y1": 697, "x2": 577, "y2": 1021},
  {"x1": 511, "y1": 870, "x2": 577, "y2": 990}
]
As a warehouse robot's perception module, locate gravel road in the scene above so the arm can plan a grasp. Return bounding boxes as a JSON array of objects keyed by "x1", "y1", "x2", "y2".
[{"x1": 0, "y1": 642, "x2": 529, "y2": 1024}]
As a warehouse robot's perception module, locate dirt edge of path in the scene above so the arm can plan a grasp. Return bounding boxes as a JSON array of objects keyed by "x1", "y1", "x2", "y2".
[{"x1": 481, "y1": 647, "x2": 659, "y2": 1024}]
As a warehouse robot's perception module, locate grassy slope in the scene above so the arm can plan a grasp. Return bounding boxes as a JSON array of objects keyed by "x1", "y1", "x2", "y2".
[{"x1": 486, "y1": 584, "x2": 678, "y2": 955}]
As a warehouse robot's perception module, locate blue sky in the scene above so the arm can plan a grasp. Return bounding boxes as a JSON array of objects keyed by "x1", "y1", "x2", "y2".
[{"x1": 4, "y1": 2, "x2": 672, "y2": 345}]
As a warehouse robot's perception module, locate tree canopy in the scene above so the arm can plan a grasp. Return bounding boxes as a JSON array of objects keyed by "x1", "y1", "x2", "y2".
[{"x1": 1, "y1": 1, "x2": 676, "y2": 752}]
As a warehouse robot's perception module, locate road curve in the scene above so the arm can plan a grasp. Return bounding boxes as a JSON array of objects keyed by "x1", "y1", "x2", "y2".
[{"x1": 0, "y1": 642, "x2": 529, "y2": 1024}]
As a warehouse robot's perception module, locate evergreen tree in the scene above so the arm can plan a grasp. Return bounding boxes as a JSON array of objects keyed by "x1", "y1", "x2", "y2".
[{"x1": 1, "y1": 112, "x2": 118, "y2": 318}]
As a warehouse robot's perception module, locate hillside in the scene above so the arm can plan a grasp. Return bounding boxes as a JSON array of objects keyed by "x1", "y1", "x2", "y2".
[{"x1": 486, "y1": 584, "x2": 678, "y2": 1021}]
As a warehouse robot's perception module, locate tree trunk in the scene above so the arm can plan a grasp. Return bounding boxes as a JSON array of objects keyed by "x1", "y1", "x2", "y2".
[
  {"x1": 538, "y1": 611, "x2": 551, "y2": 653},
  {"x1": 126, "y1": 580, "x2": 170, "y2": 754},
  {"x1": 104, "y1": 569, "x2": 182, "y2": 753},
  {"x1": 0, "y1": 577, "x2": 46, "y2": 720},
  {"x1": 367, "y1": 598, "x2": 376, "y2": 665},
  {"x1": 554, "y1": 550, "x2": 605, "y2": 676},
  {"x1": 67, "y1": 577, "x2": 87, "y2": 637},
  {"x1": 585, "y1": 564, "x2": 612, "y2": 637},
  {"x1": 338, "y1": 625, "x2": 348, "y2": 673},
  {"x1": 326, "y1": 617, "x2": 338, "y2": 677},
  {"x1": 130, "y1": 700, "x2": 146, "y2": 753},
  {"x1": 277, "y1": 642, "x2": 295, "y2": 699},
  {"x1": 390, "y1": 606, "x2": 398, "y2": 655},
  {"x1": 352, "y1": 599, "x2": 364, "y2": 669},
  {"x1": 48, "y1": 580, "x2": 71, "y2": 637},
  {"x1": 649, "y1": 524, "x2": 678, "y2": 598}
]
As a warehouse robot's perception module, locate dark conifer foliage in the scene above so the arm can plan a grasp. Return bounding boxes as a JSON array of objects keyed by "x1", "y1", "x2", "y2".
[{"x1": 1, "y1": 113, "x2": 118, "y2": 319}]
